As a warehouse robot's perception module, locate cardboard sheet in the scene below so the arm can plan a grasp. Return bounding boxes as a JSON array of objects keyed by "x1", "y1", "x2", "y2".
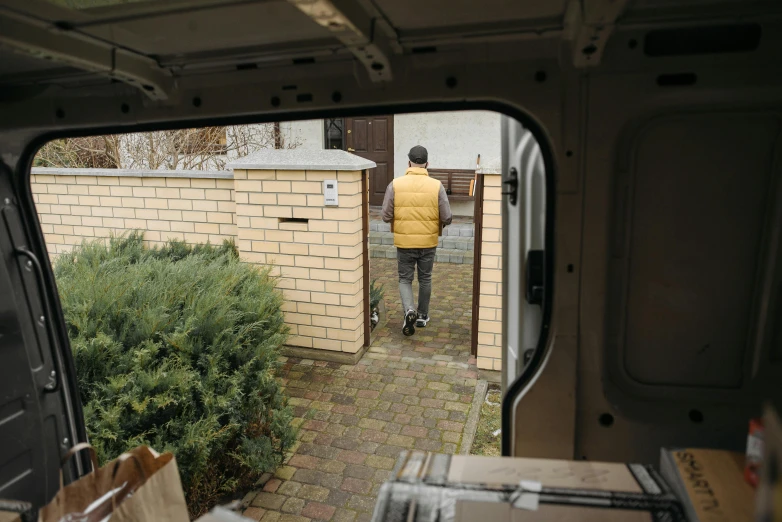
[{"x1": 447, "y1": 455, "x2": 643, "y2": 493}]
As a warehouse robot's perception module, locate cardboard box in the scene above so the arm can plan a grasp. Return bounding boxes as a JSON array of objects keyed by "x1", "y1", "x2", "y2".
[
  {"x1": 447, "y1": 454, "x2": 654, "y2": 493},
  {"x1": 371, "y1": 452, "x2": 684, "y2": 522},
  {"x1": 660, "y1": 448, "x2": 754, "y2": 522}
]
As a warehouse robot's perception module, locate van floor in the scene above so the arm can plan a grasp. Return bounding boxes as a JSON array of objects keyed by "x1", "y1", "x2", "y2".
[{"x1": 242, "y1": 258, "x2": 480, "y2": 522}]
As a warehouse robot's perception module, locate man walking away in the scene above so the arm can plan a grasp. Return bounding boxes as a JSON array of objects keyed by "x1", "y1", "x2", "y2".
[{"x1": 381, "y1": 145, "x2": 452, "y2": 336}]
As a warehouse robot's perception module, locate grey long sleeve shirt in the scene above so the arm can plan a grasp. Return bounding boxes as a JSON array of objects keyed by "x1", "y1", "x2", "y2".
[{"x1": 380, "y1": 180, "x2": 453, "y2": 226}]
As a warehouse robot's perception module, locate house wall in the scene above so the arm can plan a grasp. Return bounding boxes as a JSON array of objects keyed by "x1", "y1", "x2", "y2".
[
  {"x1": 284, "y1": 119, "x2": 324, "y2": 150},
  {"x1": 392, "y1": 111, "x2": 502, "y2": 179}
]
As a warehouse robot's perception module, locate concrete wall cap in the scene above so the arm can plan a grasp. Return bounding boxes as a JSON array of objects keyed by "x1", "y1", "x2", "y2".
[
  {"x1": 228, "y1": 149, "x2": 376, "y2": 171},
  {"x1": 31, "y1": 167, "x2": 233, "y2": 179}
]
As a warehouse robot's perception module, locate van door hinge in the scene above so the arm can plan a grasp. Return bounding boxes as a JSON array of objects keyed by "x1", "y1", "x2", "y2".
[{"x1": 502, "y1": 167, "x2": 519, "y2": 205}]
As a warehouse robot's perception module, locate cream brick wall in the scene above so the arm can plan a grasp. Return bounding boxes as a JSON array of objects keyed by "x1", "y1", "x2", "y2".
[
  {"x1": 31, "y1": 172, "x2": 237, "y2": 256},
  {"x1": 233, "y1": 168, "x2": 366, "y2": 355},
  {"x1": 477, "y1": 173, "x2": 503, "y2": 371},
  {"x1": 31, "y1": 166, "x2": 368, "y2": 358}
]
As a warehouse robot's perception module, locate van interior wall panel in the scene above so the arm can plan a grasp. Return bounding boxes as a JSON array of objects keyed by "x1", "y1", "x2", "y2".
[{"x1": 575, "y1": 48, "x2": 782, "y2": 464}]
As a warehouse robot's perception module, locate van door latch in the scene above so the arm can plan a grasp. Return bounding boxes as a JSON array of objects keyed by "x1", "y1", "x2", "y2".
[
  {"x1": 502, "y1": 167, "x2": 518, "y2": 205},
  {"x1": 526, "y1": 250, "x2": 544, "y2": 305}
]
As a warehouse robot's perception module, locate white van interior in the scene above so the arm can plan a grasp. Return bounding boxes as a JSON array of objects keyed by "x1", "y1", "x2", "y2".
[{"x1": 0, "y1": 0, "x2": 781, "y2": 516}]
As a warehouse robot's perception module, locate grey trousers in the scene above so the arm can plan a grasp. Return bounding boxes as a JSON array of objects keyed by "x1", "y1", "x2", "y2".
[{"x1": 397, "y1": 247, "x2": 437, "y2": 316}]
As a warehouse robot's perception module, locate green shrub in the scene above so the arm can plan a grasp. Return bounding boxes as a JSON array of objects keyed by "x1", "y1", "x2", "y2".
[
  {"x1": 370, "y1": 279, "x2": 385, "y2": 310},
  {"x1": 54, "y1": 233, "x2": 294, "y2": 516}
]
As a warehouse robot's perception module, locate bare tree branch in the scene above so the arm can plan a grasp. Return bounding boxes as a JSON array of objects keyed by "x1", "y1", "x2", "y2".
[{"x1": 34, "y1": 124, "x2": 302, "y2": 170}]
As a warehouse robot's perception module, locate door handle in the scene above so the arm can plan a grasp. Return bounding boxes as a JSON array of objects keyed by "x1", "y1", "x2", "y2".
[
  {"x1": 525, "y1": 250, "x2": 544, "y2": 305},
  {"x1": 348, "y1": 148, "x2": 355, "y2": 152}
]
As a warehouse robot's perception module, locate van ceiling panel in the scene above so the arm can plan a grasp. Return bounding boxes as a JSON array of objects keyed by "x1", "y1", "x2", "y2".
[
  {"x1": 616, "y1": 114, "x2": 780, "y2": 388},
  {"x1": 80, "y1": 2, "x2": 331, "y2": 56},
  {"x1": 371, "y1": 0, "x2": 567, "y2": 31}
]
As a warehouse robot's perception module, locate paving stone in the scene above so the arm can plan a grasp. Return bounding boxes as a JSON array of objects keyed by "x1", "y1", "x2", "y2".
[
  {"x1": 356, "y1": 390, "x2": 379, "y2": 399},
  {"x1": 414, "y1": 438, "x2": 443, "y2": 451},
  {"x1": 243, "y1": 507, "x2": 267, "y2": 521},
  {"x1": 252, "y1": 493, "x2": 287, "y2": 510},
  {"x1": 437, "y1": 420, "x2": 465, "y2": 432},
  {"x1": 360, "y1": 429, "x2": 388, "y2": 443},
  {"x1": 325, "y1": 424, "x2": 347, "y2": 437},
  {"x1": 282, "y1": 497, "x2": 306, "y2": 514},
  {"x1": 337, "y1": 450, "x2": 366, "y2": 464},
  {"x1": 373, "y1": 469, "x2": 392, "y2": 483},
  {"x1": 279, "y1": 515, "x2": 309, "y2": 522},
  {"x1": 390, "y1": 404, "x2": 408, "y2": 414},
  {"x1": 364, "y1": 455, "x2": 396, "y2": 470},
  {"x1": 347, "y1": 494, "x2": 377, "y2": 513},
  {"x1": 301, "y1": 502, "x2": 337, "y2": 521},
  {"x1": 423, "y1": 408, "x2": 449, "y2": 420},
  {"x1": 358, "y1": 418, "x2": 386, "y2": 431},
  {"x1": 332, "y1": 437, "x2": 361, "y2": 451},
  {"x1": 386, "y1": 434, "x2": 415, "y2": 448},
  {"x1": 315, "y1": 433, "x2": 335, "y2": 446},
  {"x1": 294, "y1": 469, "x2": 325, "y2": 485},
  {"x1": 332, "y1": 509, "x2": 358, "y2": 522},
  {"x1": 357, "y1": 441, "x2": 380, "y2": 454},
  {"x1": 275, "y1": 466, "x2": 297, "y2": 481},
  {"x1": 300, "y1": 431, "x2": 318, "y2": 443},
  {"x1": 444, "y1": 401, "x2": 470, "y2": 412},
  {"x1": 343, "y1": 464, "x2": 375, "y2": 481},
  {"x1": 263, "y1": 478, "x2": 283, "y2": 493},
  {"x1": 443, "y1": 431, "x2": 462, "y2": 444},
  {"x1": 420, "y1": 398, "x2": 445, "y2": 408},
  {"x1": 333, "y1": 405, "x2": 358, "y2": 415},
  {"x1": 341, "y1": 477, "x2": 372, "y2": 495},
  {"x1": 299, "y1": 485, "x2": 330, "y2": 502},
  {"x1": 449, "y1": 411, "x2": 468, "y2": 422},
  {"x1": 400, "y1": 425, "x2": 428, "y2": 438},
  {"x1": 278, "y1": 481, "x2": 303, "y2": 497},
  {"x1": 401, "y1": 396, "x2": 420, "y2": 406},
  {"x1": 406, "y1": 406, "x2": 424, "y2": 416},
  {"x1": 320, "y1": 472, "x2": 345, "y2": 490},
  {"x1": 331, "y1": 394, "x2": 355, "y2": 405},
  {"x1": 327, "y1": 489, "x2": 353, "y2": 507},
  {"x1": 321, "y1": 460, "x2": 347, "y2": 474},
  {"x1": 303, "y1": 420, "x2": 329, "y2": 431},
  {"x1": 289, "y1": 455, "x2": 321, "y2": 469},
  {"x1": 309, "y1": 445, "x2": 341, "y2": 460},
  {"x1": 436, "y1": 391, "x2": 460, "y2": 401}
]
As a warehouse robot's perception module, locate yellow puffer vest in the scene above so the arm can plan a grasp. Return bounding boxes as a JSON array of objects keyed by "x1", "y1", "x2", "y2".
[{"x1": 393, "y1": 167, "x2": 441, "y2": 249}]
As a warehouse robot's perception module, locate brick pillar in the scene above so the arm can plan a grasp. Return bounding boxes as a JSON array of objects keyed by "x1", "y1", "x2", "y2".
[
  {"x1": 230, "y1": 150, "x2": 376, "y2": 363},
  {"x1": 477, "y1": 172, "x2": 503, "y2": 371}
]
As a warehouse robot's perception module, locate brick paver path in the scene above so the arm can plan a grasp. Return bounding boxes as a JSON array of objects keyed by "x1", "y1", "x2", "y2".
[{"x1": 243, "y1": 258, "x2": 477, "y2": 522}]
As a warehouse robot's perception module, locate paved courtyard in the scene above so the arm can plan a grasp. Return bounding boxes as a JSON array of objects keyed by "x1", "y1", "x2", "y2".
[{"x1": 242, "y1": 258, "x2": 479, "y2": 522}]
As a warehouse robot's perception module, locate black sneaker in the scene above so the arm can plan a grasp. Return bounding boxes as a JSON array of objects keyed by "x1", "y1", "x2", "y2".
[
  {"x1": 402, "y1": 309, "x2": 417, "y2": 336},
  {"x1": 416, "y1": 314, "x2": 430, "y2": 328}
]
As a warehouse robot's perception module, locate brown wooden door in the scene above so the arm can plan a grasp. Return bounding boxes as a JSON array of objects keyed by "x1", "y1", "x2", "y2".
[{"x1": 346, "y1": 116, "x2": 393, "y2": 206}]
